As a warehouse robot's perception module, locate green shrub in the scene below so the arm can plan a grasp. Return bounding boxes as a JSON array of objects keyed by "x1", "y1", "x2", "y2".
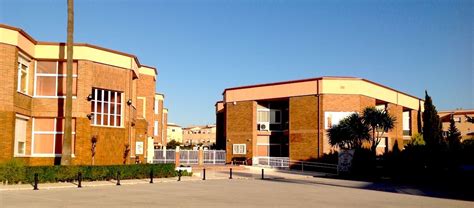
[
  {"x1": 0, "y1": 159, "x2": 26, "y2": 184},
  {"x1": 0, "y1": 161, "x2": 176, "y2": 185}
]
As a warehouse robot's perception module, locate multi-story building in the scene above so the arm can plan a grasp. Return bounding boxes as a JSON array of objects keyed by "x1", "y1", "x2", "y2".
[
  {"x1": 167, "y1": 123, "x2": 183, "y2": 143},
  {"x1": 153, "y1": 93, "x2": 168, "y2": 148},
  {"x1": 216, "y1": 76, "x2": 423, "y2": 164},
  {"x1": 182, "y1": 125, "x2": 216, "y2": 147},
  {"x1": 439, "y1": 109, "x2": 474, "y2": 141},
  {"x1": 0, "y1": 24, "x2": 166, "y2": 165}
]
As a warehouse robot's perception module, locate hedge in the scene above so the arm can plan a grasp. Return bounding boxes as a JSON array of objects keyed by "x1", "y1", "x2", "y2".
[{"x1": 0, "y1": 159, "x2": 180, "y2": 184}]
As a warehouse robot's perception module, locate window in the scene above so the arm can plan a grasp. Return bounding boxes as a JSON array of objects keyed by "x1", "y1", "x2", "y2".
[
  {"x1": 233, "y1": 144, "x2": 246, "y2": 154},
  {"x1": 91, "y1": 88, "x2": 123, "y2": 127},
  {"x1": 17, "y1": 54, "x2": 30, "y2": 94},
  {"x1": 257, "y1": 109, "x2": 270, "y2": 123},
  {"x1": 376, "y1": 104, "x2": 387, "y2": 111},
  {"x1": 14, "y1": 115, "x2": 29, "y2": 156},
  {"x1": 154, "y1": 98, "x2": 159, "y2": 114},
  {"x1": 35, "y1": 61, "x2": 77, "y2": 97},
  {"x1": 270, "y1": 109, "x2": 281, "y2": 124},
  {"x1": 324, "y1": 112, "x2": 355, "y2": 129},
  {"x1": 403, "y1": 111, "x2": 411, "y2": 136},
  {"x1": 32, "y1": 118, "x2": 75, "y2": 156},
  {"x1": 154, "y1": 121, "x2": 159, "y2": 136}
]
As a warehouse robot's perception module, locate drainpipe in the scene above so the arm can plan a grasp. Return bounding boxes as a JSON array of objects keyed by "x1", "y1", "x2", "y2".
[{"x1": 317, "y1": 79, "x2": 321, "y2": 157}]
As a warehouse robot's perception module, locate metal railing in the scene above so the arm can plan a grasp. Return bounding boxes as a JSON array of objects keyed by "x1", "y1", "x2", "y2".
[
  {"x1": 180, "y1": 150, "x2": 199, "y2": 164},
  {"x1": 153, "y1": 150, "x2": 176, "y2": 163},
  {"x1": 253, "y1": 156, "x2": 338, "y2": 174},
  {"x1": 204, "y1": 150, "x2": 226, "y2": 164}
]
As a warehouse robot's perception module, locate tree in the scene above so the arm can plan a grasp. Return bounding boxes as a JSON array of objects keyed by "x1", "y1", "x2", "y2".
[
  {"x1": 409, "y1": 133, "x2": 425, "y2": 146},
  {"x1": 91, "y1": 136, "x2": 98, "y2": 165},
  {"x1": 447, "y1": 115, "x2": 461, "y2": 151},
  {"x1": 362, "y1": 107, "x2": 396, "y2": 154},
  {"x1": 166, "y1": 140, "x2": 182, "y2": 149},
  {"x1": 422, "y1": 90, "x2": 444, "y2": 148},
  {"x1": 61, "y1": 0, "x2": 74, "y2": 165},
  {"x1": 328, "y1": 113, "x2": 370, "y2": 149}
]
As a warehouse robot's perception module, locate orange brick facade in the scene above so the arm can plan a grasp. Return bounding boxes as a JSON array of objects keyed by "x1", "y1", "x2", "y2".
[
  {"x1": 217, "y1": 77, "x2": 423, "y2": 163},
  {"x1": 0, "y1": 25, "x2": 166, "y2": 166}
]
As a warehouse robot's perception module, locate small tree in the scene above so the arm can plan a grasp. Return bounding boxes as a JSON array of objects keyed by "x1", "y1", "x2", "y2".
[
  {"x1": 409, "y1": 133, "x2": 425, "y2": 146},
  {"x1": 123, "y1": 144, "x2": 130, "y2": 164},
  {"x1": 362, "y1": 107, "x2": 396, "y2": 154},
  {"x1": 422, "y1": 90, "x2": 444, "y2": 148},
  {"x1": 327, "y1": 113, "x2": 370, "y2": 149},
  {"x1": 166, "y1": 140, "x2": 181, "y2": 149},
  {"x1": 447, "y1": 115, "x2": 461, "y2": 151},
  {"x1": 91, "y1": 136, "x2": 98, "y2": 165}
]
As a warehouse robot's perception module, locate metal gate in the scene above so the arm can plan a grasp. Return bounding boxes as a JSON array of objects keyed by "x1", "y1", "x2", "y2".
[{"x1": 204, "y1": 150, "x2": 226, "y2": 164}]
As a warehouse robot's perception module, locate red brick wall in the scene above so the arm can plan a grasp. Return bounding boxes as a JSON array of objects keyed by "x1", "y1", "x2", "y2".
[
  {"x1": 289, "y1": 95, "x2": 319, "y2": 161},
  {"x1": 225, "y1": 101, "x2": 256, "y2": 163}
]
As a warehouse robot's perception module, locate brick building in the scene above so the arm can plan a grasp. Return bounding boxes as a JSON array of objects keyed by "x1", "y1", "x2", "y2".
[
  {"x1": 439, "y1": 109, "x2": 474, "y2": 141},
  {"x1": 216, "y1": 77, "x2": 423, "y2": 164},
  {"x1": 0, "y1": 24, "x2": 168, "y2": 165},
  {"x1": 182, "y1": 125, "x2": 216, "y2": 147}
]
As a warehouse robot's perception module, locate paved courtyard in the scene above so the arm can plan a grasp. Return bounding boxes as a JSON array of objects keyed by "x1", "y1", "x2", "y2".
[{"x1": 1, "y1": 171, "x2": 472, "y2": 208}]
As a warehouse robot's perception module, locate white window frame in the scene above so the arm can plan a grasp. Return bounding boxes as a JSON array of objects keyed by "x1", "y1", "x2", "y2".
[
  {"x1": 14, "y1": 115, "x2": 29, "y2": 156},
  {"x1": 34, "y1": 60, "x2": 78, "y2": 98},
  {"x1": 31, "y1": 117, "x2": 76, "y2": 157},
  {"x1": 233, "y1": 144, "x2": 246, "y2": 155},
  {"x1": 91, "y1": 88, "x2": 123, "y2": 127},
  {"x1": 154, "y1": 98, "x2": 159, "y2": 114},
  {"x1": 17, "y1": 54, "x2": 30, "y2": 95}
]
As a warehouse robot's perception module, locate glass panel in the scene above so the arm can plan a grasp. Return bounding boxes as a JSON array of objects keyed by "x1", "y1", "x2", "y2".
[
  {"x1": 96, "y1": 90, "x2": 102, "y2": 102},
  {"x1": 91, "y1": 101, "x2": 95, "y2": 113},
  {"x1": 103, "y1": 114, "x2": 109, "y2": 126},
  {"x1": 103, "y1": 102, "x2": 109, "y2": 114},
  {"x1": 96, "y1": 114, "x2": 102, "y2": 125},
  {"x1": 57, "y1": 77, "x2": 77, "y2": 96},
  {"x1": 58, "y1": 62, "x2": 78, "y2": 75},
  {"x1": 116, "y1": 116, "x2": 121, "y2": 127},
  {"x1": 34, "y1": 118, "x2": 55, "y2": 132},
  {"x1": 36, "y1": 61, "x2": 56, "y2": 74},
  {"x1": 33, "y1": 134, "x2": 55, "y2": 154},
  {"x1": 110, "y1": 92, "x2": 116, "y2": 103},
  {"x1": 103, "y1": 90, "x2": 109, "y2": 102},
  {"x1": 97, "y1": 101, "x2": 103, "y2": 113},
  {"x1": 110, "y1": 103, "x2": 115, "y2": 114},
  {"x1": 36, "y1": 77, "x2": 56, "y2": 96},
  {"x1": 116, "y1": 93, "x2": 121, "y2": 104},
  {"x1": 116, "y1": 104, "x2": 121, "y2": 115}
]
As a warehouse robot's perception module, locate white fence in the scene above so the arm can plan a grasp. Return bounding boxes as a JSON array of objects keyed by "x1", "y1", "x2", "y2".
[
  {"x1": 153, "y1": 150, "x2": 176, "y2": 163},
  {"x1": 204, "y1": 150, "x2": 226, "y2": 164},
  {"x1": 253, "y1": 156, "x2": 338, "y2": 174},
  {"x1": 180, "y1": 150, "x2": 199, "y2": 164},
  {"x1": 153, "y1": 149, "x2": 226, "y2": 165}
]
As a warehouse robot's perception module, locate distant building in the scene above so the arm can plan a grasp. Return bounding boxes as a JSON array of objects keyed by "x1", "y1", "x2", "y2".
[
  {"x1": 167, "y1": 123, "x2": 183, "y2": 143},
  {"x1": 439, "y1": 109, "x2": 474, "y2": 141},
  {"x1": 182, "y1": 125, "x2": 217, "y2": 147}
]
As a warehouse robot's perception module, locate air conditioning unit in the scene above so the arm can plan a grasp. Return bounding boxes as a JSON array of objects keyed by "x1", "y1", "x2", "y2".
[{"x1": 258, "y1": 122, "x2": 270, "y2": 131}]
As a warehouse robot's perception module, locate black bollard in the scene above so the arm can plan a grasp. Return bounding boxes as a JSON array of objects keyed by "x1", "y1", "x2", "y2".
[
  {"x1": 229, "y1": 168, "x2": 233, "y2": 179},
  {"x1": 33, "y1": 173, "x2": 39, "y2": 190},
  {"x1": 261, "y1": 169, "x2": 264, "y2": 180},
  {"x1": 78, "y1": 172, "x2": 82, "y2": 188},
  {"x1": 178, "y1": 170, "x2": 182, "y2": 181},
  {"x1": 150, "y1": 169, "x2": 154, "y2": 184},
  {"x1": 116, "y1": 171, "x2": 121, "y2": 186},
  {"x1": 203, "y1": 168, "x2": 206, "y2": 180}
]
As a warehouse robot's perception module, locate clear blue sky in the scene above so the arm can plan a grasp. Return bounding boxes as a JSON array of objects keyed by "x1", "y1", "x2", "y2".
[{"x1": 1, "y1": 0, "x2": 472, "y2": 126}]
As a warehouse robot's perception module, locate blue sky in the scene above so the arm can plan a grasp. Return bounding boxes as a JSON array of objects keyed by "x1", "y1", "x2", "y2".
[{"x1": 1, "y1": 0, "x2": 472, "y2": 126}]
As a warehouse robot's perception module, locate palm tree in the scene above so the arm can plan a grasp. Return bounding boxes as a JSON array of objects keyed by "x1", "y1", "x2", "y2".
[
  {"x1": 327, "y1": 113, "x2": 370, "y2": 150},
  {"x1": 362, "y1": 107, "x2": 395, "y2": 154},
  {"x1": 61, "y1": 0, "x2": 74, "y2": 165}
]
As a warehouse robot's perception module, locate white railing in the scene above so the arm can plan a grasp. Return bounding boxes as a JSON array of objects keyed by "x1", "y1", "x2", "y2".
[
  {"x1": 153, "y1": 149, "x2": 226, "y2": 165},
  {"x1": 253, "y1": 156, "x2": 338, "y2": 174},
  {"x1": 180, "y1": 150, "x2": 199, "y2": 164},
  {"x1": 253, "y1": 157, "x2": 290, "y2": 168},
  {"x1": 153, "y1": 150, "x2": 176, "y2": 163},
  {"x1": 204, "y1": 150, "x2": 226, "y2": 164}
]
